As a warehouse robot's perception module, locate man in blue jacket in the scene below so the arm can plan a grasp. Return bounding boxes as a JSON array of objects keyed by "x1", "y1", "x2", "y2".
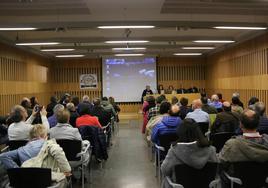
[{"x1": 151, "y1": 104, "x2": 182, "y2": 145}]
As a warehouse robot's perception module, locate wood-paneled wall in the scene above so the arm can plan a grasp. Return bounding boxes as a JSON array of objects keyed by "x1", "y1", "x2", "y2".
[
  {"x1": 0, "y1": 43, "x2": 52, "y2": 115},
  {"x1": 206, "y1": 32, "x2": 268, "y2": 108}
]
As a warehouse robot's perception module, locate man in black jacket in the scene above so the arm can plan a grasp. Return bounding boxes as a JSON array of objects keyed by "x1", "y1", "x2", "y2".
[
  {"x1": 91, "y1": 98, "x2": 111, "y2": 127},
  {"x1": 211, "y1": 101, "x2": 240, "y2": 134}
]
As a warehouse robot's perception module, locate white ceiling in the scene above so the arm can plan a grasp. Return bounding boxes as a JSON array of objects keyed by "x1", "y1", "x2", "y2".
[{"x1": 0, "y1": 0, "x2": 268, "y2": 58}]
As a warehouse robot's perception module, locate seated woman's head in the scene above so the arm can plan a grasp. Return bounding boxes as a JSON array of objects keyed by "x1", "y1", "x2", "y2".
[
  {"x1": 30, "y1": 124, "x2": 48, "y2": 140},
  {"x1": 176, "y1": 118, "x2": 209, "y2": 147}
]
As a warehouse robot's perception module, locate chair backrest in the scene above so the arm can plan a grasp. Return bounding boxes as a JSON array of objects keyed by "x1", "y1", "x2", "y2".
[
  {"x1": 8, "y1": 140, "x2": 28, "y2": 150},
  {"x1": 7, "y1": 168, "x2": 51, "y2": 188},
  {"x1": 198, "y1": 122, "x2": 209, "y2": 135},
  {"x1": 231, "y1": 161, "x2": 268, "y2": 188},
  {"x1": 56, "y1": 139, "x2": 81, "y2": 161},
  {"x1": 174, "y1": 163, "x2": 217, "y2": 188},
  {"x1": 210, "y1": 132, "x2": 236, "y2": 153},
  {"x1": 159, "y1": 133, "x2": 178, "y2": 154}
]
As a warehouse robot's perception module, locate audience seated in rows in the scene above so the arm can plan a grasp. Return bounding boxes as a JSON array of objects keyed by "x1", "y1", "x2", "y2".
[
  {"x1": 231, "y1": 96, "x2": 244, "y2": 114},
  {"x1": 91, "y1": 98, "x2": 111, "y2": 127},
  {"x1": 145, "y1": 101, "x2": 171, "y2": 142},
  {"x1": 77, "y1": 95, "x2": 93, "y2": 115},
  {"x1": 8, "y1": 105, "x2": 49, "y2": 141},
  {"x1": 109, "y1": 97, "x2": 121, "y2": 122},
  {"x1": 201, "y1": 97, "x2": 218, "y2": 114},
  {"x1": 48, "y1": 104, "x2": 65, "y2": 128},
  {"x1": 142, "y1": 96, "x2": 156, "y2": 133},
  {"x1": 185, "y1": 99, "x2": 209, "y2": 123},
  {"x1": 101, "y1": 97, "x2": 116, "y2": 117},
  {"x1": 66, "y1": 102, "x2": 79, "y2": 127},
  {"x1": 211, "y1": 102, "x2": 240, "y2": 134},
  {"x1": 46, "y1": 96, "x2": 58, "y2": 118},
  {"x1": 76, "y1": 103, "x2": 102, "y2": 129},
  {"x1": 232, "y1": 92, "x2": 244, "y2": 108},
  {"x1": 219, "y1": 109, "x2": 268, "y2": 186},
  {"x1": 151, "y1": 105, "x2": 182, "y2": 145},
  {"x1": 161, "y1": 118, "x2": 218, "y2": 188},
  {"x1": 209, "y1": 94, "x2": 223, "y2": 112},
  {"x1": 0, "y1": 124, "x2": 71, "y2": 187},
  {"x1": 148, "y1": 95, "x2": 165, "y2": 121},
  {"x1": 178, "y1": 97, "x2": 191, "y2": 120}
]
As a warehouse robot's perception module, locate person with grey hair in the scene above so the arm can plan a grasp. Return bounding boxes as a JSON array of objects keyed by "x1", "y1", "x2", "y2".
[
  {"x1": 77, "y1": 95, "x2": 93, "y2": 115},
  {"x1": 66, "y1": 102, "x2": 79, "y2": 127},
  {"x1": 209, "y1": 94, "x2": 222, "y2": 112},
  {"x1": 253, "y1": 102, "x2": 268, "y2": 133},
  {"x1": 48, "y1": 104, "x2": 64, "y2": 128},
  {"x1": 232, "y1": 92, "x2": 244, "y2": 108}
]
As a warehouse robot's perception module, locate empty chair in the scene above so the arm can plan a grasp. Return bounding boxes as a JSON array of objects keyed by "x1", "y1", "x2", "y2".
[
  {"x1": 221, "y1": 161, "x2": 268, "y2": 188},
  {"x1": 166, "y1": 163, "x2": 218, "y2": 188},
  {"x1": 56, "y1": 139, "x2": 90, "y2": 188},
  {"x1": 7, "y1": 167, "x2": 52, "y2": 188},
  {"x1": 210, "y1": 132, "x2": 236, "y2": 153}
]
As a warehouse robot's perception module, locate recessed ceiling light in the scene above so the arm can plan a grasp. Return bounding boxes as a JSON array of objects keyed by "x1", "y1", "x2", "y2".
[
  {"x1": 214, "y1": 26, "x2": 267, "y2": 30},
  {"x1": 112, "y1": 47, "x2": 146, "y2": 50},
  {"x1": 174, "y1": 53, "x2": 202, "y2": 56},
  {"x1": 16, "y1": 42, "x2": 60, "y2": 46},
  {"x1": 115, "y1": 54, "x2": 144, "y2": 57},
  {"x1": 105, "y1": 40, "x2": 149, "y2": 44},
  {"x1": 194, "y1": 40, "x2": 235, "y2": 43},
  {"x1": 41, "y1": 49, "x2": 75, "y2": 52},
  {"x1": 98, "y1": 26, "x2": 155, "y2": 29},
  {"x1": 0, "y1": 28, "x2": 37, "y2": 31},
  {"x1": 182, "y1": 47, "x2": 215, "y2": 50},
  {"x1": 56, "y1": 55, "x2": 84, "y2": 58}
]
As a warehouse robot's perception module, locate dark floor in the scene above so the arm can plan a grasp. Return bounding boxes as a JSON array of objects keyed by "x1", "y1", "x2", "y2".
[{"x1": 74, "y1": 119, "x2": 159, "y2": 188}]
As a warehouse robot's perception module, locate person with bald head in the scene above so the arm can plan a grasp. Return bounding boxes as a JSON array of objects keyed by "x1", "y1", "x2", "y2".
[
  {"x1": 219, "y1": 109, "x2": 268, "y2": 186},
  {"x1": 185, "y1": 99, "x2": 209, "y2": 123},
  {"x1": 151, "y1": 103, "x2": 182, "y2": 145},
  {"x1": 211, "y1": 101, "x2": 240, "y2": 134}
]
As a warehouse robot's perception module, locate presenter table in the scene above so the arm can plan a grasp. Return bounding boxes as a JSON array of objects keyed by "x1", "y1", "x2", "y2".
[{"x1": 145, "y1": 93, "x2": 200, "y2": 103}]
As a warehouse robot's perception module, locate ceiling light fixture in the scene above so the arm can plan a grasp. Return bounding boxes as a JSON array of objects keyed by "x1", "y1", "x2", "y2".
[
  {"x1": 194, "y1": 40, "x2": 235, "y2": 43},
  {"x1": 41, "y1": 49, "x2": 75, "y2": 52},
  {"x1": 105, "y1": 40, "x2": 149, "y2": 44},
  {"x1": 0, "y1": 27, "x2": 37, "y2": 31},
  {"x1": 56, "y1": 55, "x2": 84, "y2": 58},
  {"x1": 214, "y1": 26, "x2": 267, "y2": 30},
  {"x1": 98, "y1": 26, "x2": 155, "y2": 29},
  {"x1": 16, "y1": 42, "x2": 60, "y2": 46},
  {"x1": 174, "y1": 53, "x2": 202, "y2": 56},
  {"x1": 182, "y1": 47, "x2": 215, "y2": 50},
  {"x1": 115, "y1": 54, "x2": 144, "y2": 57},
  {"x1": 112, "y1": 47, "x2": 146, "y2": 50}
]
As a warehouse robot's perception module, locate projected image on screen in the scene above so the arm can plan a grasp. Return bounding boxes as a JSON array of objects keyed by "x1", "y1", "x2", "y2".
[{"x1": 102, "y1": 57, "x2": 157, "y2": 102}]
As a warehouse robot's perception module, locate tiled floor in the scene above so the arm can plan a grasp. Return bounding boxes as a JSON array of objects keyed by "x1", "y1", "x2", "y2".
[{"x1": 74, "y1": 119, "x2": 159, "y2": 188}]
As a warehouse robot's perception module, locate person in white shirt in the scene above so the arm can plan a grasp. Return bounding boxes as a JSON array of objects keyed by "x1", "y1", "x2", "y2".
[
  {"x1": 8, "y1": 105, "x2": 49, "y2": 140},
  {"x1": 185, "y1": 99, "x2": 209, "y2": 123}
]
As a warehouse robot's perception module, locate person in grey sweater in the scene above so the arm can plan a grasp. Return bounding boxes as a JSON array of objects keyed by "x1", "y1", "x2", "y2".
[{"x1": 161, "y1": 118, "x2": 218, "y2": 188}]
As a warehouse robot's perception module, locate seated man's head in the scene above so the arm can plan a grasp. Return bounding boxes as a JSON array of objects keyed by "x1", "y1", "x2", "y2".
[
  {"x1": 56, "y1": 109, "x2": 70, "y2": 124},
  {"x1": 192, "y1": 99, "x2": 202, "y2": 110},
  {"x1": 79, "y1": 103, "x2": 91, "y2": 115},
  {"x1": 30, "y1": 124, "x2": 48, "y2": 140},
  {"x1": 180, "y1": 97, "x2": 188, "y2": 107},
  {"x1": 159, "y1": 101, "x2": 171, "y2": 115},
  {"x1": 10, "y1": 105, "x2": 28, "y2": 122},
  {"x1": 82, "y1": 95, "x2": 90, "y2": 102},
  {"x1": 169, "y1": 104, "x2": 180, "y2": 117},
  {"x1": 53, "y1": 104, "x2": 64, "y2": 115},
  {"x1": 93, "y1": 98, "x2": 101, "y2": 106},
  {"x1": 222, "y1": 101, "x2": 231, "y2": 112},
  {"x1": 240, "y1": 109, "x2": 260, "y2": 132}
]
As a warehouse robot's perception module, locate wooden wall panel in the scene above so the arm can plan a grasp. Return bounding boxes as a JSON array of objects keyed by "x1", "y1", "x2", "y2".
[
  {"x1": 0, "y1": 43, "x2": 52, "y2": 115},
  {"x1": 206, "y1": 32, "x2": 268, "y2": 108}
]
